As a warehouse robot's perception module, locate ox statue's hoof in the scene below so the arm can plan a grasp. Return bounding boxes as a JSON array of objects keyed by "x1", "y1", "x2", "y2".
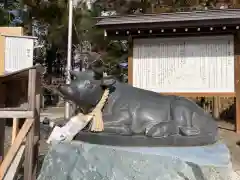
[{"x1": 179, "y1": 126, "x2": 200, "y2": 136}]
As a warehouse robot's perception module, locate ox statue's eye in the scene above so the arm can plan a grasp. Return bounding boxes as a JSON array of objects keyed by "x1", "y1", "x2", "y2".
[{"x1": 84, "y1": 80, "x2": 93, "y2": 89}]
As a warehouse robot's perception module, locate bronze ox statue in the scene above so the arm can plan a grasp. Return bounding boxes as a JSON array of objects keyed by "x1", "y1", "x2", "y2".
[{"x1": 58, "y1": 69, "x2": 218, "y2": 147}]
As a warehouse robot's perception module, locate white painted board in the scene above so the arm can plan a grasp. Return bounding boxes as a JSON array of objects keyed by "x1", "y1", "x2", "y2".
[
  {"x1": 133, "y1": 35, "x2": 234, "y2": 93},
  {"x1": 4, "y1": 36, "x2": 34, "y2": 73}
]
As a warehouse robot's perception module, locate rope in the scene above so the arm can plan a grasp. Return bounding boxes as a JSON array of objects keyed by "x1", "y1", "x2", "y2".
[{"x1": 76, "y1": 88, "x2": 110, "y2": 132}]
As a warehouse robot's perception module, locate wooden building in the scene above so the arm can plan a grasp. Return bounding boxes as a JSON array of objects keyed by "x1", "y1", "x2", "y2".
[{"x1": 96, "y1": 9, "x2": 240, "y2": 133}]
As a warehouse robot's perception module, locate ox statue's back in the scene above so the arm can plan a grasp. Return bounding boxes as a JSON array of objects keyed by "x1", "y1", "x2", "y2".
[{"x1": 58, "y1": 69, "x2": 218, "y2": 147}]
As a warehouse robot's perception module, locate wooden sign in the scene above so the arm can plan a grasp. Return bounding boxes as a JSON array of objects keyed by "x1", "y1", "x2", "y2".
[
  {"x1": 133, "y1": 35, "x2": 234, "y2": 93},
  {"x1": 0, "y1": 35, "x2": 36, "y2": 75}
]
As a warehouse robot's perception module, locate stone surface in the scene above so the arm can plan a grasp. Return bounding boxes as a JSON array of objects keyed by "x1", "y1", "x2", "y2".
[{"x1": 38, "y1": 141, "x2": 233, "y2": 180}]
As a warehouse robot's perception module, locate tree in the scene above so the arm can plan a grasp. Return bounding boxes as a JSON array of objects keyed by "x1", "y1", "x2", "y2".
[{"x1": 0, "y1": 8, "x2": 9, "y2": 25}]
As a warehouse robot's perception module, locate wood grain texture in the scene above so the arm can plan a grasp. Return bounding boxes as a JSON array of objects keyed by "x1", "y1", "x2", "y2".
[
  {"x1": 128, "y1": 56, "x2": 133, "y2": 85},
  {"x1": 0, "y1": 119, "x2": 34, "y2": 179},
  {"x1": 0, "y1": 27, "x2": 23, "y2": 36},
  {"x1": 234, "y1": 34, "x2": 240, "y2": 133},
  {"x1": 24, "y1": 69, "x2": 37, "y2": 180},
  {"x1": 3, "y1": 145, "x2": 25, "y2": 180},
  {"x1": 235, "y1": 56, "x2": 240, "y2": 133},
  {"x1": 0, "y1": 35, "x2": 5, "y2": 75}
]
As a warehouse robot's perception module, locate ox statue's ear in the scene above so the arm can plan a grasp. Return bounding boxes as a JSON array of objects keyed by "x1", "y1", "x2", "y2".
[{"x1": 101, "y1": 76, "x2": 116, "y2": 87}]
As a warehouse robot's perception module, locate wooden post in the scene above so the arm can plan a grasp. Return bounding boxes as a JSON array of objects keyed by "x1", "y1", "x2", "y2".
[
  {"x1": 11, "y1": 118, "x2": 19, "y2": 144},
  {"x1": 128, "y1": 56, "x2": 133, "y2": 85},
  {"x1": 24, "y1": 68, "x2": 36, "y2": 180},
  {"x1": 128, "y1": 37, "x2": 133, "y2": 85},
  {"x1": 213, "y1": 96, "x2": 220, "y2": 119},
  {"x1": 33, "y1": 71, "x2": 41, "y2": 176},
  {"x1": 0, "y1": 83, "x2": 6, "y2": 163},
  {"x1": 235, "y1": 56, "x2": 240, "y2": 133},
  {"x1": 235, "y1": 34, "x2": 240, "y2": 133}
]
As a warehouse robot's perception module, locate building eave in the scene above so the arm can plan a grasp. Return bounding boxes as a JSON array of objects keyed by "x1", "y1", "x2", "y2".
[{"x1": 96, "y1": 9, "x2": 240, "y2": 29}]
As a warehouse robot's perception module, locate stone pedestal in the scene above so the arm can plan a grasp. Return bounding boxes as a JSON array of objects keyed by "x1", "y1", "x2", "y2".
[{"x1": 38, "y1": 141, "x2": 234, "y2": 180}]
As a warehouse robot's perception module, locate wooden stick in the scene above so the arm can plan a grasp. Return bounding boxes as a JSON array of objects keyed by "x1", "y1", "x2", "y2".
[
  {"x1": 0, "y1": 118, "x2": 34, "y2": 179},
  {"x1": 0, "y1": 111, "x2": 33, "y2": 119},
  {"x1": 11, "y1": 118, "x2": 19, "y2": 144}
]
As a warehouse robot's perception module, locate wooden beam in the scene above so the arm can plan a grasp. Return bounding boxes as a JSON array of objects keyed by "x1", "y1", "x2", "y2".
[
  {"x1": 0, "y1": 118, "x2": 34, "y2": 179},
  {"x1": 0, "y1": 107, "x2": 28, "y2": 111},
  {"x1": 3, "y1": 145, "x2": 25, "y2": 180},
  {"x1": 0, "y1": 111, "x2": 34, "y2": 118}
]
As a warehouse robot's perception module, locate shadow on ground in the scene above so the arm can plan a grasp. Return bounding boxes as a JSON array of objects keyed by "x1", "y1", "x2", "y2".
[{"x1": 219, "y1": 102, "x2": 236, "y2": 125}]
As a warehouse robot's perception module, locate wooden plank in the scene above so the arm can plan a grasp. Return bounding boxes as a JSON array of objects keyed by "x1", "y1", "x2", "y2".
[
  {"x1": 0, "y1": 118, "x2": 34, "y2": 179},
  {"x1": 3, "y1": 145, "x2": 25, "y2": 180},
  {"x1": 0, "y1": 111, "x2": 33, "y2": 118},
  {"x1": 0, "y1": 35, "x2": 5, "y2": 76},
  {"x1": 234, "y1": 34, "x2": 240, "y2": 133},
  {"x1": 0, "y1": 107, "x2": 28, "y2": 111},
  {"x1": 11, "y1": 118, "x2": 19, "y2": 144},
  {"x1": 24, "y1": 68, "x2": 36, "y2": 180}
]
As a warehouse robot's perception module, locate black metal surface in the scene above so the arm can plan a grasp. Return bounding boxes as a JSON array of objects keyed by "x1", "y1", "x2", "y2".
[{"x1": 74, "y1": 132, "x2": 218, "y2": 147}]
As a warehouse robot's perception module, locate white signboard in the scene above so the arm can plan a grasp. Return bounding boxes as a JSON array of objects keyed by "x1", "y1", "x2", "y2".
[
  {"x1": 133, "y1": 35, "x2": 234, "y2": 93},
  {"x1": 4, "y1": 36, "x2": 34, "y2": 73}
]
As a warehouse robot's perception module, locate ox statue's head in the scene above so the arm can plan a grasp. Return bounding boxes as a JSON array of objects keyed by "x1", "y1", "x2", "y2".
[{"x1": 58, "y1": 69, "x2": 116, "y2": 113}]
